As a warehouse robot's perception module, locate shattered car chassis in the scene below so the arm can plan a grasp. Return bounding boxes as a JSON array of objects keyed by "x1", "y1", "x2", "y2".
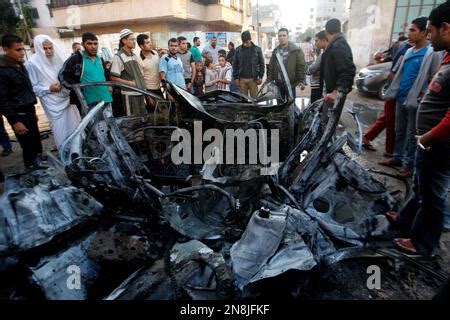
[{"x1": 2, "y1": 54, "x2": 441, "y2": 300}]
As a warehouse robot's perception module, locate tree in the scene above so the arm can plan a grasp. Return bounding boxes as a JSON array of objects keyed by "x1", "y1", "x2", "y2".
[
  {"x1": 297, "y1": 28, "x2": 315, "y2": 43},
  {"x1": 0, "y1": 0, "x2": 20, "y2": 37},
  {"x1": 0, "y1": 1, "x2": 35, "y2": 44},
  {"x1": 16, "y1": 3, "x2": 35, "y2": 44}
]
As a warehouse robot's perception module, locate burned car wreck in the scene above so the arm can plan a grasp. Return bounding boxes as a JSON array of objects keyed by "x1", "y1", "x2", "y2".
[{"x1": 1, "y1": 54, "x2": 401, "y2": 300}]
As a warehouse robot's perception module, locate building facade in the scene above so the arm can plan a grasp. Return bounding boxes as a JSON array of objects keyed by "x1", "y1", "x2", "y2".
[
  {"x1": 44, "y1": 0, "x2": 252, "y2": 55},
  {"x1": 315, "y1": 0, "x2": 349, "y2": 33},
  {"x1": 252, "y1": 3, "x2": 281, "y2": 46},
  {"x1": 292, "y1": 6, "x2": 315, "y2": 42},
  {"x1": 391, "y1": 0, "x2": 446, "y2": 40},
  {"x1": 27, "y1": 0, "x2": 59, "y2": 39}
]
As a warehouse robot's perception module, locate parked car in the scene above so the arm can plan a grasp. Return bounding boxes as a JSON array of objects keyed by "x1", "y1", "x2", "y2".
[
  {"x1": 356, "y1": 61, "x2": 392, "y2": 100},
  {"x1": 373, "y1": 49, "x2": 393, "y2": 64}
]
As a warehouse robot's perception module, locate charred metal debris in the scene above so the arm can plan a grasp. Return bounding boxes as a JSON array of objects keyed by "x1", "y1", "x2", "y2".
[{"x1": 1, "y1": 55, "x2": 409, "y2": 300}]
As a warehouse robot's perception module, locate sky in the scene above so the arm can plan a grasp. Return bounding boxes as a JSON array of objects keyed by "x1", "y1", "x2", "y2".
[{"x1": 258, "y1": 0, "x2": 317, "y2": 30}]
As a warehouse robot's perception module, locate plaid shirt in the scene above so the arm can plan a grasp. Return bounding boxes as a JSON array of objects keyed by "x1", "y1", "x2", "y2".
[{"x1": 299, "y1": 42, "x2": 315, "y2": 63}]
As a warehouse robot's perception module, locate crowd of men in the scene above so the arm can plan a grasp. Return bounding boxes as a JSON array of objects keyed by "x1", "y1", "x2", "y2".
[
  {"x1": 359, "y1": 3, "x2": 450, "y2": 256},
  {"x1": 0, "y1": 2, "x2": 449, "y2": 258}
]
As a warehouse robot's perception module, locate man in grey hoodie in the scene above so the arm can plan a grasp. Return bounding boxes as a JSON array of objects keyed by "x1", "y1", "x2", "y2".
[{"x1": 381, "y1": 17, "x2": 444, "y2": 178}]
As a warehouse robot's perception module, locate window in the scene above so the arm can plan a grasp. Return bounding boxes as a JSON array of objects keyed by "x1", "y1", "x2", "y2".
[
  {"x1": 391, "y1": 0, "x2": 447, "y2": 40},
  {"x1": 192, "y1": 0, "x2": 220, "y2": 4},
  {"x1": 420, "y1": 5, "x2": 434, "y2": 16},
  {"x1": 28, "y1": 7, "x2": 40, "y2": 20}
]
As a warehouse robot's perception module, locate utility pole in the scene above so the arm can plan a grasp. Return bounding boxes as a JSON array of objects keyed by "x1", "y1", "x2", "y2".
[{"x1": 256, "y1": 0, "x2": 260, "y2": 46}]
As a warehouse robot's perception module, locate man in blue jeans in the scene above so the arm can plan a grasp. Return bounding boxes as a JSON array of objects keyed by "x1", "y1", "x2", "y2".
[
  {"x1": 380, "y1": 17, "x2": 443, "y2": 178},
  {"x1": 386, "y1": 2, "x2": 450, "y2": 256},
  {"x1": 0, "y1": 114, "x2": 12, "y2": 157}
]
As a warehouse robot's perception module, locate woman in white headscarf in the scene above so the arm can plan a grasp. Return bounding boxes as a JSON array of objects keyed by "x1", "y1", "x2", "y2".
[{"x1": 26, "y1": 34, "x2": 81, "y2": 150}]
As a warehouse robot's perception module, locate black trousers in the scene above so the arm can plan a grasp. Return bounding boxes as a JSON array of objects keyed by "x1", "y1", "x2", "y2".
[
  {"x1": 310, "y1": 88, "x2": 323, "y2": 104},
  {"x1": 398, "y1": 144, "x2": 450, "y2": 256},
  {"x1": 147, "y1": 89, "x2": 164, "y2": 98},
  {"x1": 7, "y1": 106, "x2": 43, "y2": 168}
]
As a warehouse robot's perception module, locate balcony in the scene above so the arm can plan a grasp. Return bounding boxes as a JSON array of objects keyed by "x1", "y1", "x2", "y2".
[{"x1": 51, "y1": 0, "x2": 244, "y2": 28}]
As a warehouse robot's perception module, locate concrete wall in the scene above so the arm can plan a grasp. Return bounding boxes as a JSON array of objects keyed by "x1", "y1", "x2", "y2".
[
  {"x1": 26, "y1": 0, "x2": 251, "y2": 58},
  {"x1": 30, "y1": 0, "x2": 55, "y2": 28},
  {"x1": 51, "y1": 0, "x2": 244, "y2": 29},
  {"x1": 30, "y1": 0, "x2": 58, "y2": 38},
  {"x1": 347, "y1": 0, "x2": 396, "y2": 69}
]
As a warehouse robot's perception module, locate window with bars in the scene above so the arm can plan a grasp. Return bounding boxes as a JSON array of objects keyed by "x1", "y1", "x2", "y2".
[{"x1": 392, "y1": 0, "x2": 446, "y2": 39}]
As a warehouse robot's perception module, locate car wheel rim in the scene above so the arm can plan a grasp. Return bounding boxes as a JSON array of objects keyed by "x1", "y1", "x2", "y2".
[{"x1": 381, "y1": 83, "x2": 389, "y2": 99}]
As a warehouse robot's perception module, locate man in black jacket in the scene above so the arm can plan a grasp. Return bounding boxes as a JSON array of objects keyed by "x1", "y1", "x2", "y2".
[
  {"x1": 0, "y1": 34, "x2": 42, "y2": 168},
  {"x1": 321, "y1": 19, "x2": 356, "y2": 104},
  {"x1": 233, "y1": 31, "x2": 265, "y2": 98}
]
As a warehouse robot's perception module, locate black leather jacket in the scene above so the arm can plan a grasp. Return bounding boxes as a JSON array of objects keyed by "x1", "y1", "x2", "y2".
[
  {"x1": 0, "y1": 55, "x2": 37, "y2": 124},
  {"x1": 320, "y1": 35, "x2": 356, "y2": 94},
  {"x1": 233, "y1": 42, "x2": 265, "y2": 80}
]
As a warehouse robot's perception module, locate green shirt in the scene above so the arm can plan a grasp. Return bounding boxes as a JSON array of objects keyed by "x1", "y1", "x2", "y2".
[
  {"x1": 81, "y1": 52, "x2": 112, "y2": 105},
  {"x1": 190, "y1": 45, "x2": 202, "y2": 63}
]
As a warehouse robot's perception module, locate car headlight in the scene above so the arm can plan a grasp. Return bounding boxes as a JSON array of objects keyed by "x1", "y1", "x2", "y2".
[{"x1": 366, "y1": 71, "x2": 383, "y2": 78}]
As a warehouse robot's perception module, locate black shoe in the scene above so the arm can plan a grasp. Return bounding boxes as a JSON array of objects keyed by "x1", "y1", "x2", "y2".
[{"x1": 2, "y1": 148, "x2": 12, "y2": 157}]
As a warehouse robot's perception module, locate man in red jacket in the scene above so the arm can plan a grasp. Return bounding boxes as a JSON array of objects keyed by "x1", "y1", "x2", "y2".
[{"x1": 388, "y1": 2, "x2": 450, "y2": 256}]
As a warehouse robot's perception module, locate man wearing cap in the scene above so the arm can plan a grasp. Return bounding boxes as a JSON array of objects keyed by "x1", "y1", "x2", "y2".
[
  {"x1": 232, "y1": 31, "x2": 265, "y2": 98},
  {"x1": 110, "y1": 29, "x2": 148, "y2": 115}
]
